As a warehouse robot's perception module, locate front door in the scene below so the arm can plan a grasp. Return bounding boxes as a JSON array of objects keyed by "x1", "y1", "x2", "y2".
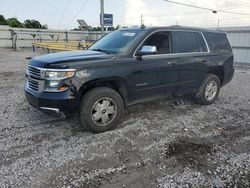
[{"x1": 125, "y1": 31, "x2": 179, "y2": 104}]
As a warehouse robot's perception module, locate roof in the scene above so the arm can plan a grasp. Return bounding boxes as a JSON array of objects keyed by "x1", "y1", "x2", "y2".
[{"x1": 120, "y1": 25, "x2": 225, "y2": 34}]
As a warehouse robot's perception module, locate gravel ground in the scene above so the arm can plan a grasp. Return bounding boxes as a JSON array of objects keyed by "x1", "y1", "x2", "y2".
[{"x1": 0, "y1": 49, "x2": 250, "y2": 188}]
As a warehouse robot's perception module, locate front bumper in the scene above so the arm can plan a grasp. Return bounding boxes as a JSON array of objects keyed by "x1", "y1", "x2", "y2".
[{"x1": 25, "y1": 85, "x2": 78, "y2": 113}]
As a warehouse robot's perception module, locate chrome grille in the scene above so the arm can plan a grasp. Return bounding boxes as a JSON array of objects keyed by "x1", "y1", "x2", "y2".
[
  {"x1": 26, "y1": 65, "x2": 44, "y2": 92},
  {"x1": 27, "y1": 78, "x2": 39, "y2": 91},
  {"x1": 28, "y1": 65, "x2": 41, "y2": 78}
]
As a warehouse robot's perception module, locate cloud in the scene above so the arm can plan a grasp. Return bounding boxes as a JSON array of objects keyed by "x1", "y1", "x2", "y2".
[
  {"x1": 123, "y1": 0, "x2": 160, "y2": 26},
  {"x1": 123, "y1": 0, "x2": 250, "y2": 27}
]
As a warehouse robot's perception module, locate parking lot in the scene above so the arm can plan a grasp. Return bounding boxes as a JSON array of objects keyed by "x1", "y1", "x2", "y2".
[{"x1": 0, "y1": 49, "x2": 249, "y2": 187}]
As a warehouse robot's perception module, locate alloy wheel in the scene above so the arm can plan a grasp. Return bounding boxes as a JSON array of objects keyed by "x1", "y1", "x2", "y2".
[{"x1": 91, "y1": 97, "x2": 117, "y2": 126}]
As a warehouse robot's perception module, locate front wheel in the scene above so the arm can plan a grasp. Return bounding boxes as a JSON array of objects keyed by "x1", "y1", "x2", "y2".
[
  {"x1": 79, "y1": 87, "x2": 124, "y2": 133},
  {"x1": 195, "y1": 74, "x2": 221, "y2": 105}
]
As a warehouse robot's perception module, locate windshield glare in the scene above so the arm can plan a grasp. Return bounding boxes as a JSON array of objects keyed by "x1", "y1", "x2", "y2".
[{"x1": 89, "y1": 30, "x2": 142, "y2": 54}]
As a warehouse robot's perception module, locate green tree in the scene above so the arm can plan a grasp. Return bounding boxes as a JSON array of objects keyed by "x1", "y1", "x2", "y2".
[
  {"x1": 107, "y1": 27, "x2": 114, "y2": 31},
  {"x1": 90, "y1": 25, "x2": 120, "y2": 32},
  {"x1": 91, "y1": 26, "x2": 102, "y2": 31},
  {"x1": 7, "y1": 17, "x2": 24, "y2": 28},
  {"x1": 41, "y1": 24, "x2": 48, "y2": 29},
  {"x1": 24, "y1": 19, "x2": 42, "y2": 29},
  {"x1": 24, "y1": 19, "x2": 48, "y2": 29},
  {"x1": 0, "y1": 15, "x2": 7, "y2": 25}
]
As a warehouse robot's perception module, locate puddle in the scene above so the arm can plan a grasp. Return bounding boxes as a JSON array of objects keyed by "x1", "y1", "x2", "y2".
[{"x1": 164, "y1": 137, "x2": 213, "y2": 169}]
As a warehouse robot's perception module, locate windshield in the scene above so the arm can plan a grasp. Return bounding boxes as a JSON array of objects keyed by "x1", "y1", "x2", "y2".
[{"x1": 89, "y1": 30, "x2": 142, "y2": 54}]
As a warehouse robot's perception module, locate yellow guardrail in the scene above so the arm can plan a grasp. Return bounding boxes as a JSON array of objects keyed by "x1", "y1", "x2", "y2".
[{"x1": 32, "y1": 41, "x2": 93, "y2": 53}]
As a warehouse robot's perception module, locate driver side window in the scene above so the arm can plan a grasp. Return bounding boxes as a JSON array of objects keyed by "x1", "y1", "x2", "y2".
[{"x1": 143, "y1": 32, "x2": 171, "y2": 55}]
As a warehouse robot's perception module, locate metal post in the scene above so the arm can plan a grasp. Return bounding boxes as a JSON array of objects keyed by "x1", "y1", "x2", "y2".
[
  {"x1": 217, "y1": 19, "x2": 220, "y2": 28},
  {"x1": 65, "y1": 30, "x2": 68, "y2": 42},
  {"x1": 10, "y1": 29, "x2": 17, "y2": 50},
  {"x1": 100, "y1": 0, "x2": 104, "y2": 36}
]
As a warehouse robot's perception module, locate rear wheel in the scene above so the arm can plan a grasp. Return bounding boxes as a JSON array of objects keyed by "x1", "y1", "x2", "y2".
[
  {"x1": 195, "y1": 74, "x2": 221, "y2": 105},
  {"x1": 79, "y1": 87, "x2": 124, "y2": 133}
]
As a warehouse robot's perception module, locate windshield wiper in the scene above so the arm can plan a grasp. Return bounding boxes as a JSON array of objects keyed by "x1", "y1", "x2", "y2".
[{"x1": 90, "y1": 48, "x2": 111, "y2": 54}]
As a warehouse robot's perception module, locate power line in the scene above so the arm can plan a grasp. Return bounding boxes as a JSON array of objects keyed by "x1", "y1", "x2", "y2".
[
  {"x1": 164, "y1": 0, "x2": 250, "y2": 16},
  {"x1": 144, "y1": 11, "x2": 209, "y2": 17},
  {"x1": 218, "y1": 9, "x2": 250, "y2": 16},
  {"x1": 161, "y1": 15, "x2": 250, "y2": 22},
  {"x1": 219, "y1": 3, "x2": 250, "y2": 10},
  {"x1": 164, "y1": 0, "x2": 214, "y2": 12},
  {"x1": 58, "y1": 0, "x2": 72, "y2": 29},
  {"x1": 143, "y1": 13, "x2": 250, "y2": 27},
  {"x1": 144, "y1": 3, "x2": 250, "y2": 18},
  {"x1": 67, "y1": 0, "x2": 89, "y2": 29},
  {"x1": 220, "y1": 5, "x2": 250, "y2": 11},
  {"x1": 147, "y1": 14, "x2": 250, "y2": 22}
]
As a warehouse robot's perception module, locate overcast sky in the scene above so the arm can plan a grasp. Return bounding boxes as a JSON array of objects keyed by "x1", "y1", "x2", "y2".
[{"x1": 1, "y1": 0, "x2": 250, "y2": 29}]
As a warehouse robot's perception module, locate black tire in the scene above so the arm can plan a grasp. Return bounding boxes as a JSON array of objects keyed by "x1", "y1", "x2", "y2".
[
  {"x1": 195, "y1": 74, "x2": 221, "y2": 105},
  {"x1": 79, "y1": 87, "x2": 124, "y2": 133}
]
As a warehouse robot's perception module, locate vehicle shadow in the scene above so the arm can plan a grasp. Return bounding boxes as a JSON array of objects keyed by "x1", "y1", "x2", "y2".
[{"x1": 25, "y1": 96, "x2": 200, "y2": 135}]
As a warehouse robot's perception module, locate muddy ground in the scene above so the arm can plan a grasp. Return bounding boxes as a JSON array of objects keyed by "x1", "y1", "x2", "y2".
[{"x1": 0, "y1": 49, "x2": 249, "y2": 188}]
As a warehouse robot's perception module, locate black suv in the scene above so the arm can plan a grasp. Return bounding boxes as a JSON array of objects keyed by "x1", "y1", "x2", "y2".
[{"x1": 25, "y1": 26, "x2": 234, "y2": 132}]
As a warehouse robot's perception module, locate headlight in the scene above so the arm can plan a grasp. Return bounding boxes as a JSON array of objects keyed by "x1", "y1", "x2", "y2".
[
  {"x1": 45, "y1": 70, "x2": 75, "y2": 80},
  {"x1": 44, "y1": 69, "x2": 76, "y2": 92}
]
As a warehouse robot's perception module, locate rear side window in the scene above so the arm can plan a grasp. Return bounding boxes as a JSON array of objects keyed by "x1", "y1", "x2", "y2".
[
  {"x1": 171, "y1": 31, "x2": 208, "y2": 53},
  {"x1": 204, "y1": 32, "x2": 232, "y2": 53}
]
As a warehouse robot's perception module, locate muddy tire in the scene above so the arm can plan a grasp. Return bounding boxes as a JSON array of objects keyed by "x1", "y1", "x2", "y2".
[
  {"x1": 195, "y1": 74, "x2": 221, "y2": 105},
  {"x1": 79, "y1": 87, "x2": 124, "y2": 133}
]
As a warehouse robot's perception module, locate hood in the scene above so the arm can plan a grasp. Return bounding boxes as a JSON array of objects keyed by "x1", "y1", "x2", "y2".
[{"x1": 30, "y1": 50, "x2": 114, "y2": 68}]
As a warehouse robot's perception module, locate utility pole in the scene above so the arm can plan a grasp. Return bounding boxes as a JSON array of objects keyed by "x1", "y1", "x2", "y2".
[
  {"x1": 100, "y1": 0, "x2": 104, "y2": 36},
  {"x1": 217, "y1": 19, "x2": 220, "y2": 28},
  {"x1": 140, "y1": 14, "x2": 144, "y2": 26}
]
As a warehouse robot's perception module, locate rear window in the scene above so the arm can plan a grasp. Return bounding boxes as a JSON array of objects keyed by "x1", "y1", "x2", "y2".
[
  {"x1": 171, "y1": 31, "x2": 208, "y2": 53},
  {"x1": 204, "y1": 32, "x2": 232, "y2": 53}
]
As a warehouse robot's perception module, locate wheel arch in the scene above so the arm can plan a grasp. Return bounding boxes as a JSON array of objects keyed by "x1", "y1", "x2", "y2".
[
  {"x1": 77, "y1": 77, "x2": 128, "y2": 105},
  {"x1": 207, "y1": 66, "x2": 224, "y2": 86}
]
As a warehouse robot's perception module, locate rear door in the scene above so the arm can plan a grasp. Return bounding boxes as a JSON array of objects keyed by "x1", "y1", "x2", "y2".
[{"x1": 170, "y1": 30, "x2": 210, "y2": 95}]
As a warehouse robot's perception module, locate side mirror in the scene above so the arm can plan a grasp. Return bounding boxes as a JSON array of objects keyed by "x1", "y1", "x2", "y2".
[{"x1": 137, "y1": 45, "x2": 157, "y2": 56}]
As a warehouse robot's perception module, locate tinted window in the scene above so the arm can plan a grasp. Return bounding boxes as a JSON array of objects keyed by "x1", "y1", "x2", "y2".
[
  {"x1": 143, "y1": 32, "x2": 171, "y2": 54},
  {"x1": 171, "y1": 31, "x2": 207, "y2": 53},
  {"x1": 204, "y1": 32, "x2": 232, "y2": 53}
]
